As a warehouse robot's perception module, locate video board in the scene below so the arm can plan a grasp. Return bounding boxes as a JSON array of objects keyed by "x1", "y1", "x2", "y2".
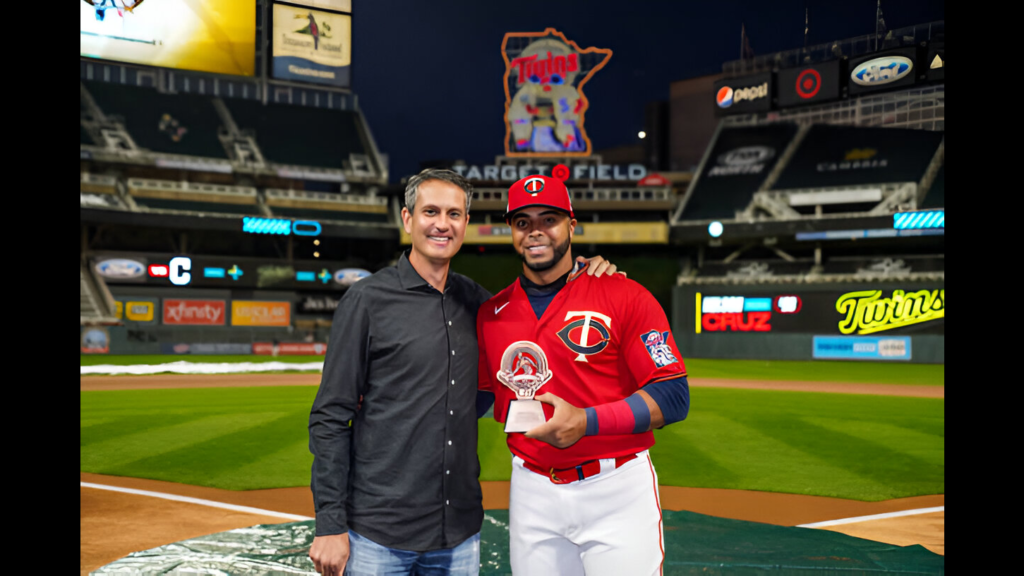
[
  {"x1": 80, "y1": 0, "x2": 256, "y2": 76},
  {"x1": 693, "y1": 288, "x2": 944, "y2": 336},
  {"x1": 271, "y1": 3, "x2": 352, "y2": 88}
]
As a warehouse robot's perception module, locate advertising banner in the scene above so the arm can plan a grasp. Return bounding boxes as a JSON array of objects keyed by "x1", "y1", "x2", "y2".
[
  {"x1": 163, "y1": 300, "x2": 227, "y2": 326},
  {"x1": 94, "y1": 257, "x2": 147, "y2": 283},
  {"x1": 80, "y1": 0, "x2": 256, "y2": 76},
  {"x1": 81, "y1": 327, "x2": 110, "y2": 354},
  {"x1": 232, "y1": 301, "x2": 292, "y2": 327},
  {"x1": 253, "y1": 342, "x2": 328, "y2": 355},
  {"x1": 298, "y1": 295, "x2": 342, "y2": 313},
  {"x1": 683, "y1": 123, "x2": 799, "y2": 220},
  {"x1": 124, "y1": 300, "x2": 157, "y2": 323},
  {"x1": 272, "y1": 4, "x2": 352, "y2": 88},
  {"x1": 694, "y1": 288, "x2": 944, "y2": 336},
  {"x1": 502, "y1": 28, "x2": 612, "y2": 156},
  {"x1": 777, "y1": 60, "x2": 842, "y2": 108},
  {"x1": 160, "y1": 343, "x2": 253, "y2": 355},
  {"x1": 713, "y1": 72, "x2": 772, "y2": 116},
  {"x1": 847, "y1": 47, "x2": 919, "y2": 96},
  {"x1": 773, "y1": 125, "x2": 945, "y2": 189},
  {"x1": 813, "y1": 336, "x2": 912, "y2": 360}
]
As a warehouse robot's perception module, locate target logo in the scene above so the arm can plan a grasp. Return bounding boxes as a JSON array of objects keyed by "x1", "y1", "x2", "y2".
[
  {"x1": 716, "y1": 86, "x2": 734, "y2": 108},
  {"x1": 795, "y1": 69, "x2": 821, "y2": 99}
]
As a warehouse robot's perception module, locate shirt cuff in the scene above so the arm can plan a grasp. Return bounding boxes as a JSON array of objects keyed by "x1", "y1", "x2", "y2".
[{"x1": 314, "y1": 510, "x2": 348, "y2": 537}]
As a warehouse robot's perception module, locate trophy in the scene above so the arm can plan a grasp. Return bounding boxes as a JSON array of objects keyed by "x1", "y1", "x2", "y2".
[{"x1": 497, "y1": 341, "x2": 553, "y2": 433}]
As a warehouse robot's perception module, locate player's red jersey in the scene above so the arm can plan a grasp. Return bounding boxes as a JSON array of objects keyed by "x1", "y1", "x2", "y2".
[{"x1": 477, "y1": 267, "x2": 687, "y2": 470}]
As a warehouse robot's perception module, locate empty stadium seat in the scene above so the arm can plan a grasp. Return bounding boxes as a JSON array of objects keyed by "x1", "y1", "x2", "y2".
[
  {"x1": 225, "y1": 99, "x2": 365, "y2": 168},
  {"x1": 83, "y1": 81, "x2": 229, "y2": 159}
]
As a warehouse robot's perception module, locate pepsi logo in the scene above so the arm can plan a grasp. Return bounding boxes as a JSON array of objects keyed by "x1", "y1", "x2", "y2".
[
  {"x1": 851, "y1": 56, "x2": 913, "y2": 87},
  {"x1": 716, "y1": 86, "x2": 734, "y2": 108},
  {"x1": 795, "y1": 69, "x2": 821, "y2": 99},
  {"x1": 333, "y1": 268, "x2": 371, "y2": 287},
  {"x1": 524, "y1": 177, "x2": 545, "y2": 195}
]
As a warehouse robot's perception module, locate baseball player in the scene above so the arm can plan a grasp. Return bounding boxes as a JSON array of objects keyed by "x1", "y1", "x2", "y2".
[{"x1": 476, "y1": 174, "x2": 690, "y2": 576}]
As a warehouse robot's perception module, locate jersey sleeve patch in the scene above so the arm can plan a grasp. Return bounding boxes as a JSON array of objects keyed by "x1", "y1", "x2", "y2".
[{"x1": 640, "y1": 330, "x2": 679, "y2": 368}]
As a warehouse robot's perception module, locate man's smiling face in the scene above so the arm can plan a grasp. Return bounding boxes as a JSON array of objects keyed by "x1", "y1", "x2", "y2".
[
  {"x1": 510, "y1": 206, "x2": 575, "y2": 272},
  {"x1": 401, "y1": 179, "x2": 468, "y2": 265}
]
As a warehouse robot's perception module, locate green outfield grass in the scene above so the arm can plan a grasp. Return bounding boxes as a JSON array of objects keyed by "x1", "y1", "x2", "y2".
[
  {"x1": 81, "y1": 355, "x2": 325, "y2": 366},
  {"x1": 82, "y1": 355, "x2": 943, "y2": 386},
  {"x1": 82, "y1": 386, "x2": 943, "y2": 501}
]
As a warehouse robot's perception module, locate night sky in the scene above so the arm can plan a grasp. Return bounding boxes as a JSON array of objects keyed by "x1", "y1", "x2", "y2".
[{"x1": 350, "y1": 0, "x2": 944, "y2": 182}]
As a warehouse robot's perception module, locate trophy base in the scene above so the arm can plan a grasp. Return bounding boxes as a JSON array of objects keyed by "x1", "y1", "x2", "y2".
[{"x1": 504, "y1": 399, "x2": 547, "y2": 433}]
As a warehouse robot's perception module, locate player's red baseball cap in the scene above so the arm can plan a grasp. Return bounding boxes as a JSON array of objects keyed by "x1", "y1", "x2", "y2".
[{"x1": 504, "y1": 174, "x2": 575, "y2": 221}]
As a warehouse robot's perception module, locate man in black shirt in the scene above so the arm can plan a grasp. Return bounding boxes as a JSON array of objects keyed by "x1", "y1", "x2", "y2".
[{"x1": 308, "y1": 169, "x2": 617, "y2": 576}]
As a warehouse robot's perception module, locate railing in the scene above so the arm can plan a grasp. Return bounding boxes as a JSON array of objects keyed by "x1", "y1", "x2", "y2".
[
  {"x1": 265, "y1": 188, "x2": 386, "y2": 207},
  {"x1": 722, "y1": 21, "x2": 943, "y2": 77},
  {"x1": 127, "y1": 178, "x2": 257, "y2": 199},
  {"x1": 471, "y1": 188, "x2": 674, "y2": 203}
]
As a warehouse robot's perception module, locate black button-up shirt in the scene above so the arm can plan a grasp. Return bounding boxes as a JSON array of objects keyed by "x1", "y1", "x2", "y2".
[{"x1": 309, "y1": 252, "x2": 492, "y2": 552}]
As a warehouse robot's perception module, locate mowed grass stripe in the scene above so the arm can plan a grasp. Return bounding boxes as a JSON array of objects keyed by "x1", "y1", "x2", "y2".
[
  {"x1": 207, "y1": 439, "x2": 314, "y2": 490},
  {"x1": 685, "y1": 358, "x2": 944, "y2": 386},
  {"x1": 652, "y1": 412, "x2": 891, "y2": 500},
  {"x1": 81, "y1": 412, "x2": 285, "y2": 472},
  {"x1": 802, "y1": 418, "x2": 944, "y2": 468},
  {"x1": 106, "y1": 411, "x2": 308, "y2": 487}
]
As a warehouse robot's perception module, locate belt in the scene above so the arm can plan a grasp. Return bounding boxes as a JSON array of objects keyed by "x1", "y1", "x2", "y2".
[{"x1": 522, "y1": 454, "x2": 638, "y2": 485}]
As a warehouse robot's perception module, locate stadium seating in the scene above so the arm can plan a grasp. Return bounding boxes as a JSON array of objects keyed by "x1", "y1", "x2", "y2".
[
  {"x1": 127, "y1": 178, "x2": 263, "y2": 216},
  {"x1": 224, "y1": 99, "x2": 365, "y2": 169},
  {"x1": 83, "y1": 81, "x2": 229, "y2": 159}
]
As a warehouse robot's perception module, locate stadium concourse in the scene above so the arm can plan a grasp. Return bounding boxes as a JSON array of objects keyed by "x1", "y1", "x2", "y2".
[{"x1": 81, "y1": 4, "x2": 943, "y2": 574}]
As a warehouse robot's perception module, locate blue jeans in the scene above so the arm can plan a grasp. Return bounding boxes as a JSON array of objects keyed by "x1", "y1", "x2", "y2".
[{"x1": 344, "y1": 530, "x2": 480, "y2": 576}]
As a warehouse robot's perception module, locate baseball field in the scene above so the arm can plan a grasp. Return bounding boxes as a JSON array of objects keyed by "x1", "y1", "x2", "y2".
[{"x1": 81, "y1": 355, "x2": 944, "y2": 574}]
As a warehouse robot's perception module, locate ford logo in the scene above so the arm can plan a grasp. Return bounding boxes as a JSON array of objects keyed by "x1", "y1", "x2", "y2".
[
  {"x1": 95, "y1": 258, "x2": 145, "y2": 279},
  {"x1": 851, "y1": 56, "x2": 913, "y2": 86},
  {"x1": 334, "y1": 268, "x2": 372, "y2": 287},
  {"x1": 719, "y1": 146, "x2": 775, "y2": 166}
]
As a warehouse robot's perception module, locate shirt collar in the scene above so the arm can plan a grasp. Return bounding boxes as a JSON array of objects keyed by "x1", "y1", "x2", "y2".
[{"x1": 397, "y1": 250, "x2": 451, "y2": 292}]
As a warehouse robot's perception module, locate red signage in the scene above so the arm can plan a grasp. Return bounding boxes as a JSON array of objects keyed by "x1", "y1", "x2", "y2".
[
  {"x1": 701, "y1": 312, "x2": 772, "y2": 332},
  {"x1": 638, "y1": 173, "x2": 671, "y2": 187},
  {"x1": 253, "y1": 342, "x2": 328, "y2": 355},
  {"x1": 149, "y1": 264, "x2": 169, "y2": 277},
  {"x1": 163, "y1": 299, "x2": 226, "y2": 325}
]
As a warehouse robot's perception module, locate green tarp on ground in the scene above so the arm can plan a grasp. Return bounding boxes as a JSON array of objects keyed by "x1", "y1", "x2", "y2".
[{"x1": 93, "y1": 510, "x2": 943, "y2": 575}]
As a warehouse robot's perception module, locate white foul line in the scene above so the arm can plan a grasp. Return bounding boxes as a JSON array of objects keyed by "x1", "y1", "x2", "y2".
[
  {"x1": 798, "y1": 506, "x2": 944, "y2": 528},
  {"x1": 81, "y1": 482, "x2": 313, "y2": 522}
]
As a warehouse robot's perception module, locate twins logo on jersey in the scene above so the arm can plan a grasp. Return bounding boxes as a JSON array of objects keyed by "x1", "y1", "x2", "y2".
[
  {"x1": 641, "y1": 330, "x2": 678, "y2": 368},
  {"x1": 497, "y1": 341, "x2": 553, "y2": 398},
  {"x1": 556, "y1": 311, "x2": 612, "y2": 363}
]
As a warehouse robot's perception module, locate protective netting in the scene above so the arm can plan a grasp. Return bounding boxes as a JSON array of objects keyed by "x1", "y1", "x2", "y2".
[{"x1": 92, "y1": 510, "x2": 943, "y2": 575}]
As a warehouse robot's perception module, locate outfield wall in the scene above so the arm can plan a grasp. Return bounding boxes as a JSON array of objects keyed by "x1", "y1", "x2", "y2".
[{"x1": 671, "y1": 281, "x2": 944, "y2": 364}]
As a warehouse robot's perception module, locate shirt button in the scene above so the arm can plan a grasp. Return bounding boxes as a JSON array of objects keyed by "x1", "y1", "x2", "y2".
[
  {"x1": 446, "y1": 470, "x2": 450, "y2": 475},
  {"x1": 451, "y1": 350, "x2": 455, "y2": 356},
  {"x1": 448, "y1": 321, "x2": 452, "y2": 326},
  {"x1": 451, "y1": 379, "x2": 455, "y2": 385},
  {"x1": 448, "y1": 440, "x2": 452, "y2": 445},
  {"x1": 450, "y1": 410, "x2": 453, "y2": 415},
  {"x1": 446, "y1": 500, "x2": 450, "y2": 505}
]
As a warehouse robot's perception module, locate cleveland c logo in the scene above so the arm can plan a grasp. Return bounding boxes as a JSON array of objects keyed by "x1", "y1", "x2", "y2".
[
  {"x1": 556, "y1": 311, "x2": 612, "y2": 362},
  {"x1": 524, "y1": 177, "x2": 545, "y2": 195}
]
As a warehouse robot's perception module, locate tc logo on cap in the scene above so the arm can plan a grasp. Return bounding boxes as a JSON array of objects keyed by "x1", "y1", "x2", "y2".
[{"x1": 524, "y1": 177, "x2": 545, "y2": 195}]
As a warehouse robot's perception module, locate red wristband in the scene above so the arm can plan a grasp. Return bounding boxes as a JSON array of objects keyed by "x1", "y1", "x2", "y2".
[{"x1": 592, "y1": 400, "x2": 636, "y2": 435}]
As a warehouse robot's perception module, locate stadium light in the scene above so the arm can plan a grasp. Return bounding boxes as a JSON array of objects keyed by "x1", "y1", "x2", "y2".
[
  {"x1": 638, "y1": 131, "x2": 647, "y2": 139},
  {"x1": 708, "y1": 221, "x2": 724, "y2": 238}
]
